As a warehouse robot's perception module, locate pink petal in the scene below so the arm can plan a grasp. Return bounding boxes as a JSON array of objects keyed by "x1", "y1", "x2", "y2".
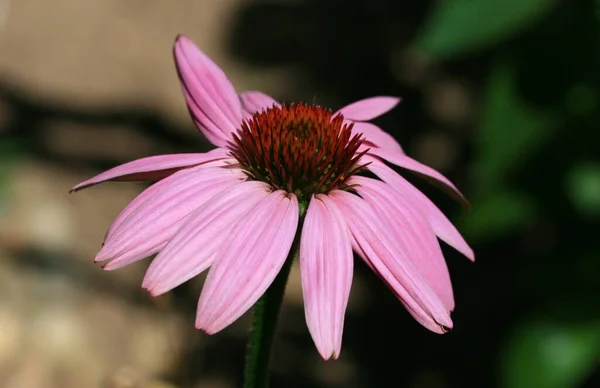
[
  {"x1": 142, "y1": 181, "x2": 272, "y2": 296},
  {"x1": 330, "y1": 190, "x2": 452, "y2": 334},
  {"x1": 349, "y1": 176, "x2": 454, "y2": 311},
  {"x1": 174, "y1": 35, "x2": 243, "y2": 147},
  {"x1": 196, "y1": 191, "x2": 299, "y2": 334},
  {"x1": 70, "y1": 148, "x2": 233, "y2": 192},
  {"x1": 103, "y1": 165, "x2": 243, "y2": 250},
  {"x1": 99, "y1": 167, "x2": 246, "y2": 270},
  {"x1": 348, "y1": 235, "x2": 441, "y2": 328},
  {"x1": 335, "y1": 96, "x2": 401, "y2": 121},
  {"x1": 100, "y1": 242, "x2": 168, "y2": 271},
  {"x1": 300, "y1": 194, "x2": 353, "y2": 360},
  {"x1": 100, "y1": 156, "x2": 231, "y2": 243},
  {"x1": 363, "y1": 156, "x2": 474, "y2": 261},
  {"x1": 239, "y1": 91, "x2": 280, "y2": 115},
  {"x1": 365, "y1": 147, "x2": 469, "y2": 206},
  {"x1": 351, "y1": 121, "x2": 404, "y2": 154}
]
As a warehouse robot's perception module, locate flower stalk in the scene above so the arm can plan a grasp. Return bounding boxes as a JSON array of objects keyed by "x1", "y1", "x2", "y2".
[{"x1": 244, "y1": 209, "x2": 306, "y2": 388}]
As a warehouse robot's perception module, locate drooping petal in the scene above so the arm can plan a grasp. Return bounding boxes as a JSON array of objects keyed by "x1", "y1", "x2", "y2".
[
  {"x1": 349, "y1": 176, "x2": 454, "y2": 311},
  {"x1": 363, "y1": 155, "x2": 474, "y2": 261},
  {"x1": 196, "y1": 191, "x2": 299, "y2": 334},
  {"x1": 100, "y1": 156, "x2": 234, "y2": 243},
  {"x1": 300, "y1": 194, "x2": 353, "y2": 360},
  {"x1": 99, "y1": 167, "x2": 246, "y2": 270},
  {"x1": 335, "y1": 96, "x2": 401, "y2": 121},
  {"x1": 174, "y1": 35, "x2": 243, "y2": 147},
  {"x1": 142, "y1": 181, "x2": 272, "y2": 296},
  {"x1": 365, "y1": 146, "x2": 468, "y2": 206},
  {"x1": 351, "y1": 121, "x2": 404, "y2": 154},
  {"x1": 239, "y1": 91, "x2": 280, "y2": 116},
  {"x1": 330, "y1": 190, "x2": 452, "y2": 333},
  {"x1": 102, "y1": 165, "x2": 243, "y2": 250},
  {"x1": 70, "y1": 148, "x2": 233, "y2": 192},
  {"x1": 101, "y1": 180, "x2": 239, "y2": 271},
  {"x1": 348, "y1": 234, "x2": 442, "y2": 328},
  {"x1": 101, "y1": 183, "x2": 244, "y2": 270}
]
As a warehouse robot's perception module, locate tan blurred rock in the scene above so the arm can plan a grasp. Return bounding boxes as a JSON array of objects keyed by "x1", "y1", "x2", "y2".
[
  {"x1": 0, "y1": 253, "x2": 188, "y2": 388},
  {"x1": 0, "y1": 0, "x2": 291, "y2": 124},
  {"x1": 0, "y1": 308, "x2": 20, "y2": 366},
  {"x1": 0, "y1": 160, "x2": 140, "y2": 262}
]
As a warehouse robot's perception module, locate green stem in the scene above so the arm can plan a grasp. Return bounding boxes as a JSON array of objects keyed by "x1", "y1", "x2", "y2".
[{"x1": 243, "y1": 211, "x2": 305, "y2": 388}]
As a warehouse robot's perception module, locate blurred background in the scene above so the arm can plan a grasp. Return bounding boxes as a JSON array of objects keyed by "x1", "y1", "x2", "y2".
[{"x1": 0, "y1": 0, "x2": 599, "y2": 387}]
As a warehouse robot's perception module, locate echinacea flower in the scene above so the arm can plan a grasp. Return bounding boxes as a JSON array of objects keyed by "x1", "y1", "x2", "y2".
[{"x1": 72, "y1": 35, "x2": 474, "y2": 360}]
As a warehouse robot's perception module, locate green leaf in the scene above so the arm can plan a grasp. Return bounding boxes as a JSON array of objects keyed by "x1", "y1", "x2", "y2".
[
  {"x1": 460, "y1": 189, "x2": 536, "y2": 241},
  {"x1": 417, "y1": 0, "x2": 559, "y2": 58},
  {"x1": 566, "y1": 162, "x2": 600, "y2": 218},
  {"x1": 476, "y1": 57, "x2": 556, "y2": 195},
  {"x1": 501, "y1": 312, "x2": 600, "y2": 388}
]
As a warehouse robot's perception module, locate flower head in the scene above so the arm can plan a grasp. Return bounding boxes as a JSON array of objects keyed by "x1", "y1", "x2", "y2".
[
  {"x1": 72, "y1": 35, "x2": 474, "y2": 360},
  {"x1": 231, "y1": 103, "x2": 366, "y2": 201}
]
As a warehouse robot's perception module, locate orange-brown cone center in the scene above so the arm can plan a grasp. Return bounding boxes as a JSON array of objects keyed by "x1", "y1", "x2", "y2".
[{"x1": 230, "y1": 103, "x2": 367, "y2": 201}]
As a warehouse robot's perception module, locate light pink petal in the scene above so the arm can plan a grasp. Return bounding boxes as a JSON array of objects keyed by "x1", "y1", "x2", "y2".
[
  {"x1": 300, "y1": 194, "x2": 353, "y2": 360},
  {"x1": 101, "y1": 179, "x2": 242, "y2": 271},
  {"x1": 365, "y1": 146, "x2": 468, "y2": 206},
  {"x1": 103, "y1": 165, "x2": 243, "y2": 250},
  {"x1": 330, "y1": 190, "x2": 452, "y2": 334},
  {"x1": 142, "y1": 181, "x2": 272, "y2": 296},
  {"x1": 349, "y1": 235, "x2": 442, "y2": 328},
  {"x1": 99, "y1": 167, "x2": 246, "y2": 270},
  {"x1": 349, "y1": 176, "x2": 454, "y2": 311},
  {"x1": 101, "y1": 156, "x2": 235, "y2": 243},
  {"x1": 239, "y1": 91, "x2": 280, "y2": 116},
  {"x1": 335, "y1": 96, "x2": 401, "y2": 121},
  {"x1": 363, "y1": 156, "x2": 474, "y2": 261},
  {"x1": 174, "y1": 35, "x2": 243, "y2": 147},
  {"x1": 196, "y1": 191, "x2": 299, "y2": 334},
  {"x1": 351, "y1": 121, "x2": 404, "y2": 154},
  {"x1": 71, "y1": 148, "x2": 233, "y2": 192}
]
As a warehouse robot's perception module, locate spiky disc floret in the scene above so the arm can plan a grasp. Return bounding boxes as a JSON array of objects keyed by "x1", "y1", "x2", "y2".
[{"x1": 230, "y1": 104, "x2": 367, "y2": 201}]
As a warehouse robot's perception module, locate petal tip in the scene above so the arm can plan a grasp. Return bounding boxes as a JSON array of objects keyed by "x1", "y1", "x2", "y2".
[
  {"x1": 317, "y1": 348, "x2": 339, "y2": 361},
  {"x1": 146, "y1": 287, "x2": 163, "y2": 298},
  {"x1": 69, "y1": 182, "x2": 88, "y2": 193},
  {"x1": 94, "y1": 251, "x2": 109, "y2": 263},
  {"x1": 194, "y1": 320, "x2": 216, "y2": 335},
  {"x1": 101, "y1": 259, "x2": 125, "y2": 271},
  {"x1": 174, "y1": 34, "x2": 192, "y2": 48},
  {"x1": 141, "y1": 277, "x2": 152, "y2": 290},
  {"x1": 173, "y1": 34, "x2": 199, "y2": 63},
  {"x1": 339, "y1": 96, "x2": 403, "y2": 121},
  {"x1": 466, "y1": 249, "x2": 476, "y2": 262},
  {"x1": 440, "y1": 324, "x2": 453, "y2": 334},
  {"x1": 436, "y1": 317, "x2": 453, "y2": 334},
  {"x1": 384, "y1": 95, "x2": 402, "y2": 107},
  {"x1": 100, "y1": 262, "x2": 112, "y2": 270}
]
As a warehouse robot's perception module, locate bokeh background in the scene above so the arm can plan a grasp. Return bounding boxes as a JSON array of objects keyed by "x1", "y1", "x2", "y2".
[{"x1": 0, "y1": 0, "x2": 599, "y2": 387}]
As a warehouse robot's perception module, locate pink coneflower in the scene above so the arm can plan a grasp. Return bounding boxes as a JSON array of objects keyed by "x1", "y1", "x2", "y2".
[{"x1": 72, "y1": 35, "x2": 473, "y2": 360}]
